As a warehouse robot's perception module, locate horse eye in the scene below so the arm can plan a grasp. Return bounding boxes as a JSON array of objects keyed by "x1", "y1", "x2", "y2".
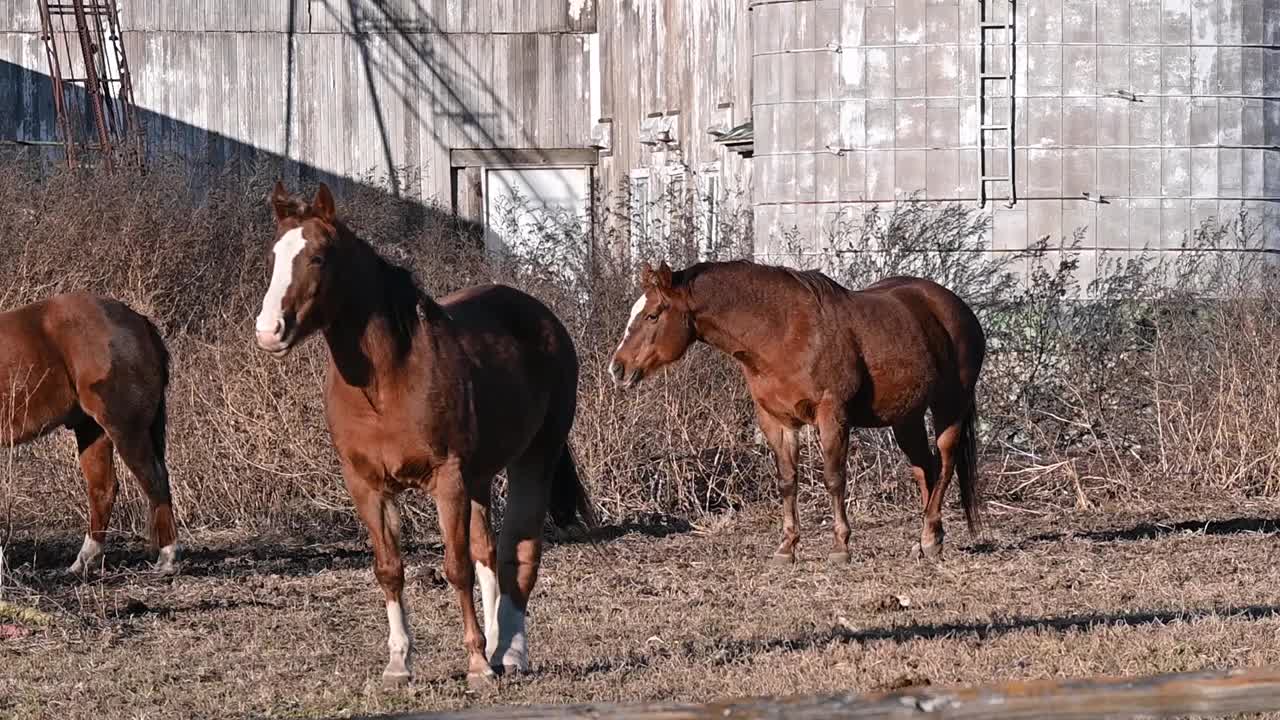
[
  {"x1": 310, "y1": 254, "x2": 326, "y2": 267},
  {"x1": 645, "y1": 312, "x2": 659, "y2": 322}
]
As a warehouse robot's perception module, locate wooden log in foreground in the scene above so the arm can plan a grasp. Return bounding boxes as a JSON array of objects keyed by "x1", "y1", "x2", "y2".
[{"x1": 370, "y1": 666, "x2": 1280, "y2": 720}]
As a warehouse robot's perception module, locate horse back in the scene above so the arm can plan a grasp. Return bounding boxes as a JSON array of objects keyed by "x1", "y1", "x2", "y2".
[
  {"x1": 436, "y1": 284, "x2": 578, "y2": 470},
  {"x1": 856, "y1": 276, "x2": 985, "y2": 384},
  {"x1": 0, "y1": 293, "x2": 167, "y2": 444},
  {"x1": 440, "y1": 284, "x2": 578, "y2": 379}
]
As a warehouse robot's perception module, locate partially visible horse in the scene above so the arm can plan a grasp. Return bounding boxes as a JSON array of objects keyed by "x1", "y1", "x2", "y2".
[
  {"x1": 0, "y1": 293, "x2": 177, "y2": 574},
  {"x1": 610, "y1": 260, "x2": 984, "y2": 561},
  {"x1": 255, "y1": 182, "x2": 595, "y2": 685}
]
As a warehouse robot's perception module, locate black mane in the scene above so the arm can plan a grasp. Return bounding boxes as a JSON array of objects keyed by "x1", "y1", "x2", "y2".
[{"x1": 337, "y1": 221, "x2": 441, "y2": 359}]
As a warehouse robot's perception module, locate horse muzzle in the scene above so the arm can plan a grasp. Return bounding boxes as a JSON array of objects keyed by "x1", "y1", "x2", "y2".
[
  {"x1": 254, "y1": 329, "x2": 293, "y2": 356},
  {"x1": 609, "y1": 360, "x2": 643, "y2": 389},
  {"x1": 255, "y1": 315, "x2": 296, "y2": 356}
]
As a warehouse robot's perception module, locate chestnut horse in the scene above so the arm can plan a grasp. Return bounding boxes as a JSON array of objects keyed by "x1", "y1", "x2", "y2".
[
  {"x1": 255, "y1": 182, "x2": 595, "y2": 686},
  {"x1": 611, "y1": 260, "x2": 984, "y2": 562},
  {"x1": 0, "y1": 293, "x2": 177, "y2": 574}
]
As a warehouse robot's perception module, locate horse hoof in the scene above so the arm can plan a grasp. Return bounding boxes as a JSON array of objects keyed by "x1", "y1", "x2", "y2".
[
  {"x1": 468, "y1": 667, "x2": 498, "y2": 689},
  {"x1": 919, "y1": 542, "x2": 943, "y2": 560},
  {"x1": 770, "y1": 552, "x2": 796, "y2": 566},
  {"x1": 382, "y1": 671, "x2": 411, "y2": 689},
  {"x1": 500, "y1": 664, "x2": 530, "y2": 679},
  {"x1": 155, "y1": 545, "x2": 180, "y2": 575},
  {"x1": 827, "y1": 551, "x2": 851, "y2": 565}
]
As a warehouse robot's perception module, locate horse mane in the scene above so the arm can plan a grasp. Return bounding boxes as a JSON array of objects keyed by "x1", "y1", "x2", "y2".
[
  {"x1": 678, "y1": 260, "x2": 848, "y2": 309},
  {"x1": 334, "y1": 221, "x2": 442, "y2": 359},
  {"x1": 776, "y1": 265, "x2": 848, "y2": 301}
]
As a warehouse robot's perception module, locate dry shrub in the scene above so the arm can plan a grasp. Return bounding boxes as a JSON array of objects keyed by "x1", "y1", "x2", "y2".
[{"x1": 0, "y1": 155, "x2": 1276, "y2": 544}]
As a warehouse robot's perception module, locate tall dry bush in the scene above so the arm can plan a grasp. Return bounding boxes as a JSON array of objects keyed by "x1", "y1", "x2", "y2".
[{"x1": 0, "y1": 154, "x2": 1276, "y2": 546}]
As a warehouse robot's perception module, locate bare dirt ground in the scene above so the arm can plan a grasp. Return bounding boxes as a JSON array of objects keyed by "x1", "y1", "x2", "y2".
[{"x1": 4, "y1": 498, "x2": 1280, "y2": 720}]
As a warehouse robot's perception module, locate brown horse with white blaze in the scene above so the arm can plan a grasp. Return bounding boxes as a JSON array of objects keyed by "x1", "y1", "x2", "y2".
[
  {"x1": 255, "y1": 182, "x2": 595, "y2": 686},
  {"x1": 611, "y1": 260, "x2": 984, "y2": 562},
  {"x1": 0, "y1": 293, "x2": 177, "y2": 574}
]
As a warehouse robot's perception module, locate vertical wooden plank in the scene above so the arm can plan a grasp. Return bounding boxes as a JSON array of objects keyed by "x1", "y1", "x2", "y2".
[
  {"x1": 455, "y1": 165, "x2": 484, "y2": 222},
  {"x1": 571, "y1": 0, "x2": 598, "y2": 32},
  {"x1": 490, "y1": 35, "x2": 510, "y2": 147},
  {"x1": 476, "y1": 33, "x2": 497, "y2": 151}
]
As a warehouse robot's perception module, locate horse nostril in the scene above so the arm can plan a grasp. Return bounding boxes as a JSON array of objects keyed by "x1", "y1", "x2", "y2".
[{"x1": 274, "y1": 318, "x2": 286, "y2": 337}]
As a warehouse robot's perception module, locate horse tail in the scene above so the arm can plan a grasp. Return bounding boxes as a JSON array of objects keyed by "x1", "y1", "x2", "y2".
[
  {"x1": 956, "y1": 402, "x2": 982, "y2": 535},
  {"x1": 141, "y1": 316, "x2": 170, "y2": 461},
  {"x1": 143, "y1": 314, "x2": 171, "y2": 390},
  {"x1": 142, "y1": 315, "x2": 175, "y2": 550},
  {"x1": 548, "y1": 445, "x2": 598, "y2": 531}
]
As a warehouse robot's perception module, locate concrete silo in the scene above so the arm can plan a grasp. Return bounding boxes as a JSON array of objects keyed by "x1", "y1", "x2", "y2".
[{"x1": 749, "y1": 0, "x2": 1280, "y2": 279}]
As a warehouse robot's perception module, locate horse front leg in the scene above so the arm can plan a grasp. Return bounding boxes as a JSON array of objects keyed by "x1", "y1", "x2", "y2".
[
  {"x1": 343, "y1": 457, "x2": 413, "y2": 686},
  {"x1": 817, "y1": 407, "x2": 853, "y2": 564},
  {"x1": 469, "y1": 496, "x2": 499, "y2": 662},
  {"x1": 434, "y1": 461, "x2": 493, "y2": 685},
  {"x1": 756, "y1": 407, "x2": 801, "y2": 564}
]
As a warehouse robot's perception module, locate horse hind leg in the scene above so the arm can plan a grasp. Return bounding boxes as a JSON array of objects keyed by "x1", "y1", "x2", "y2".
[
  {"x1": 923, "y1": 402, "x2": 977, "y2": 554},
  {"x1": 78, "y1": 384, "x2": 178, "y2": 573},
  {"x1": 109, "y1": 421, "x2": 179, "y2": 574},
  {"x1": 491, "y1": 447, "x2": 558, "y2": 675},
  {"x1": 891, "y1": 415, "x2": 942, "y2": 559},
  {"x1": 69, "y1": 421, "x2": 116, "y2": 576}
]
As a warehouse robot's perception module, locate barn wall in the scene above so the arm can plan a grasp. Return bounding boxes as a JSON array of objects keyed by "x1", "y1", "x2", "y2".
[
  {"x1": 0, "y1": 0, "x2": 598, "y2": 204},
  {"x1": 597, "y1": 0, "x2": 755, "y2": 223},
  {"x1": 3, "y1": 0, "x2": 1276, "y2": 268}
]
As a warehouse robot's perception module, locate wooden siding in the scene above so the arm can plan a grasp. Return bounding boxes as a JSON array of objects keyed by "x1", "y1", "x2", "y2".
[
  {"x1": 597, "y1": 0, "x2": 754, "y2": 199},
  {"x1": 0, "y1": 1, "x2": 597, "y2": 203}
]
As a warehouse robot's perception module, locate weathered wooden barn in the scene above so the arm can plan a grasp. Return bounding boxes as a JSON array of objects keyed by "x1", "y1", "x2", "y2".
[{"x1": 0, "y1": 0, "x2": 1276, "y2": 270}]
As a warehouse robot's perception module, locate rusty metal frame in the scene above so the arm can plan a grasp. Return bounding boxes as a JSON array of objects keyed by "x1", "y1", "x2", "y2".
[
  {"x1": 35, "y1": 0, "x2": 142, "y2": 170},
  {"x1": 36, "y1": 0, "x2": 77, "y2": 167}
]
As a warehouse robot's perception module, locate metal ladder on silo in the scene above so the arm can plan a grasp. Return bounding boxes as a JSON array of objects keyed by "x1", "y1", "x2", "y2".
[{"x1": 976, "y1": 0, "x2": 1016, "y2": 207}]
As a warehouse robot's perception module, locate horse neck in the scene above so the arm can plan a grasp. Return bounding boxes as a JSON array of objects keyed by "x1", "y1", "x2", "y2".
[
  {"x1": 322, "y1": 232, "x2": 439, "y2": 391},
  {"x1": 686, "y1": 264, "x2": 785, "y2": 359}
]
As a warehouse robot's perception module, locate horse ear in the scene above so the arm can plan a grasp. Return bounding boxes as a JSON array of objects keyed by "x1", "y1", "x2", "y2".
[
  {"x1": 655, "y1": 261, "x2": 673, "y2": 289},
  {"x1": 312, "y1": 183, "x2": 336, "y2": 223},
  {"x1": 270, "y1": 180, "x2": 296, "y2": 222},
  {"x1": 639, "y1": 261, "x2": 657, "y2": 288},
  {"x1": 640, "y1": 261, "x2": 674, "y2": 293}
]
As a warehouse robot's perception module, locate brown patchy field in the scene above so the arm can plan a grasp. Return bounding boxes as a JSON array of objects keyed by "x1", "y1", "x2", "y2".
[{"x1": 4, "y1": 498, "x2": 1280, "y2": 720}]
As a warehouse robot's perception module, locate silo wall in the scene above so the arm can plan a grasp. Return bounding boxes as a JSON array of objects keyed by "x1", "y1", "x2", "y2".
[{"x1": 749, "y1": 0, "x2": 1280, "y2": 282}]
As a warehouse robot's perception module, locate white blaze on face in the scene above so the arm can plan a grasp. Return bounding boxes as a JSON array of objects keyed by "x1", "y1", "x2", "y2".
[
  {"x1": 255, "y1": 228, "x2": 307, "y2": 338},
  {"x1": 615, "y1": 294, "x2": 648, "y2": 353},
  {"x1": 494, "y1": 594, "x2": 529, "y2": 671},
  {"x1": 69, "y1": 534, "x2": 103, "y2": 575},
  {"x1": 475, "y1": 562, "x2": 499, "y2": 659},
  {"x1": 385, "y1": 600, "x2": 412, "y2": 674}
]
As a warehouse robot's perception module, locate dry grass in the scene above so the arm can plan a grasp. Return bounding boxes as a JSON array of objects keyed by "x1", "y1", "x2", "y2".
[{"x1": 4, "y1": 500, "x2": 1280, "y2": 718}]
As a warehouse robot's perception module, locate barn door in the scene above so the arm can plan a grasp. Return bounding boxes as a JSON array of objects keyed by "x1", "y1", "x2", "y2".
[{"x1": 483, "y1": 165, "x2": 593, "y2": 286}]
